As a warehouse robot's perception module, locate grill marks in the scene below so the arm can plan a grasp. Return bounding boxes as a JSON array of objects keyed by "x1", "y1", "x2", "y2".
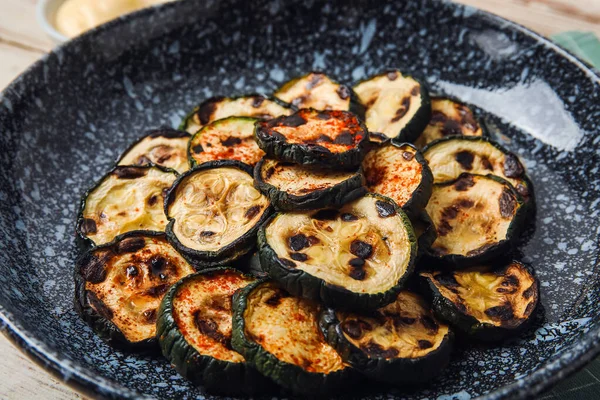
[
  {"x1": 499, "y1": 189, "x2": 517, "y2": 218},
  {"x1": 114, "y1": 167, "x2": 148, "y2": 180},
  {"x1": 455, "y1": 151, "x2": 474, "y2": 170},
  {"x1": 391, "y1": 97, "x2": 411, "y2": 123},
  {"x1": 244, "y1": 205, "x2": 261, "y2": 220},
  {"x1": 375, "y1": 200, "x2": 396, "y2": 218},
  {"x1": 79, "y1": 218, "x2": 97, "y2": 235},
  {"x1": 503, "y1": 154, "x2": 524, "y2": 178},
  {"x1": 194, "y1": 312, "x2": 231, "y2": 348}
]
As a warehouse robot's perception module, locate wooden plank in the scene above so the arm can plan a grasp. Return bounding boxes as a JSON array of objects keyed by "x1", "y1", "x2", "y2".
[{"x1": 0, "y1": 0, "x2": 54, "y2": 52}]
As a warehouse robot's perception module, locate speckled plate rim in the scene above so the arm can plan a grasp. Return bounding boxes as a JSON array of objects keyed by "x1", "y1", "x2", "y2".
[{"x1": 0, "y1": 0, "x2": 599, "y2": 399}]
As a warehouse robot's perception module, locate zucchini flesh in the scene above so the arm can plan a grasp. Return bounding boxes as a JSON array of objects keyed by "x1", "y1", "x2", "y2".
[
  {"x1": 231, "y1": 281, "x2": 351, "y2": 395},
  {"x1": 77, "y1": 166, "x2": 177, "y2": 246},
  {"x1": 254, "y1": 158, "x2": 366, "y2": 211},
  {"x1": 188, "y1": 117, "x2": 264, "y2": 167},
  {"x1": 421, "y1": 261, "x2": 539, "y2": 340},
  {"x1": 422, "y1": 136, "x2": 532, "y2": 202},
  {"x1": 320, "y1": 291, "x2": 452, "y2": 384},
  {"x1": 362, "y1": 142, "x2": 432, "y2": 217},
  {"x1": 74, "y1": 232, "x2": 195, "y2": 348},
  {"x1": 425, "y1": 174, "x2": 525, "y2": 265},
  {"x1": 258, "y1": 194, "x2": 416, "y2": 310},
  {"x1": 414, "y1": 98, "x2": 483, "y2": 148},
  {"x1": 165, "y1": 161, "x2": 271, "y2": 265},
  {"x1": 255, "y1": 109, "x2": 370, "y2": 168},
  {"x1": 181, "y1": 95, "x2": 291, "y2": 134},
  {"x1": 353, "y1": 70, "x2": 431, "y2": 142},
  {"x1": 274, "y1": 72, "x2": 352, "y2": 111},
  {"x1": 118, "y1": 129, "x2": 191, "y2": 174}
]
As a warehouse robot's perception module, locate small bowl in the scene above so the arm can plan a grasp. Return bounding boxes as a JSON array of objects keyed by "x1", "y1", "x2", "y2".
[{"x1": 36, "y1": 0, "x2": 69, "y2": 44}]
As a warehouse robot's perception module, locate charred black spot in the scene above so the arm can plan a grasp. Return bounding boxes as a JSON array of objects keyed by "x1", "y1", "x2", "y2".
[
  {"x1": 341, "y1": 213, "x2": 359, "y2": 222},
  {"x1": 116, "y1": 237, "x2": 146, "y2": 254},
  {"x1": 435, "y1": 273, "x2": 459, "y2": 288},
  {"x1": 313, "y1": 209, "x2": 339, "y2": 221},
  {"x1": 145, "y1": 284, "x2": 169, "y2": 298},
  {"x1": 458, "y1": 199, "x2": 475, "y2": 208},
  {"x1": 503, "y1": 154, "x2": 524, "y2": 178},
  {"x1": 317, "y1": 112, "x2": 332, "y2": 120},
  {"x1": 420, "y1": 315, "x2": 439, "y2": 333},
  {"x1": 402, "y1": 151, "x2": 415, "y2": 161},
  {"x1": 459, "y1": 106, "x2": 479, "y2": 131},
  {"x1": 496, "y1": 287, "x2": 517, "y2": 294},
  {"x1": 333, "y1": 131, "x2": 354, "y2": 145},
  {"x1": 265, "y1": 290, "x2": 288, "y2": 306},
  {"x1": 523, "y1": 284, "x2": 536, "y2": 299},
  {"x1": 467, "y1": 243, "x2": 497, "y2": 256},
  {"x1": 361, "y1": 341, "x2": 399, "y2": 359},
  {"x1": 481, "y1": 157, "x2": 493, "y2": 170},
  {"x1": 349, "y1": 267, "x2": 366, "y2": 281},
  {"x1": 221, "y1": 136, "x2": 242, "y2": 147},
  {"x1": 135, "y1": 155, "x2": 152, "y2": 165},
  {"x1": 87, "y1": 291, "x2": 113, "y2": 320},
  {"x1": 485, "y1": 303, "x2": 514, "y2": 321},
  {"x1": 375, "y1": 200, "x2": 396, "y2": 218},
  {"x1": 278, "y1": 258, "x2": 297, "y2": 268},
  {"x1": 281, "y1": 114, "x2": 307, "y2": 127},
  {"x1": 114, "y1": 167, "x2": 148, "y2": 179},
  {"x1": 316, "y1": 134, "x2": 333, "y2": 143},
  {"x1": 441, "y1": 120, "x2": 463, "y2": 136},
  {"x1": 515, "y1": 182, "x2": 530, "y2": 198},
  {"x1": 350, "y1": 240, "x2": 373, "y2": 259},
  {"x1": 200, "y1": 231, "x2": 216, "y2": 237},
  {"x1": 503, "y1": 274, "x2": 519, "y2": 287},
  {"x1": 192, "y1": 144, "x2": 204, "y2": 154},
  {"x1": 411, "y1": 85, "x2": 421, "y2": 96},
  {"x1": 288, "y1": 234, "x2": 309, "y2": 251},
  {"x1": 251, "y1": 96, "x2": 265, "y2": 108},
  {"x1": 150, "y1": 256, "x2": 168, "y2": 278},
  {"x1": 387, "y1": 71, "x2": 399, "y2": 81},
  {"x1": 244, "y1": 205, "x2": 261, "y2": 220},
  {"x1": 143, "y1": 309, "x2": 157, "y2": 324},
  {"x1": 349, "y1": 257, "x2": 366, "y2": 268},
  {"x1": 336, "y1": 85, "x2": 351, "y2": 100},
  {"x1": 307, "y1": 235, "x2": 320, "y2": 245},
  {"x1": 441, "y1": 205, "x2": 459, "y2": 220},
  {"x1": 455, "y1": 151, "x2": 474, "y2": 170},
  {"x1": 290, "y1": 252, "x2": 308, "y2": 262},
  {"x1": 342, "y1": 320, "x2": 364, "y2": 339},
  {"x1": 126, "y1": 265, "x2": 139, "y2": 278},
  {"x1": 430, "y1": 111, "x2": 447, "y2": 124},
  {"x1": 395, "y1": 316, "x2": 416, "y2": 326},
  {"x1": 147, "y1": 195, "x2": 158, "y2": 206},
  {"x1": 418, "y1": 340, "x2": 433, "y2": 349},
  {"x1": 437, "y1": 220, "x2": 453, "y2": 237},
  {"x1": 391, "y1": 97, "x2": 411, "y2": 122},
  {"x1": 80, "y1": 218, "x2": 97, "y2": 235},
  {"x1": 499, "y1": 189, "x2": 517, "y2": 218},
  {"x1": 197, "y1": 98, "x2": 223, "y2": 125},
  {"x1": 195, "y1": 314, "x2": 229, "y2": 346},
  {"x1": 79, "y1": 252, "x2": 110, "y2": 284},
  {"x1": 454, "y1": 174, "x2": 475, "y2": 191},
  {"x1": 265, "y1": 166, "x2": 275, "y2": 180}
]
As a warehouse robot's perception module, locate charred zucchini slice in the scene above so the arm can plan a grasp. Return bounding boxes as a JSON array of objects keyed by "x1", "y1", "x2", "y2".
[
  {"x1": 180, "y1": 95, "x2": 291, "y2": 134},
  {"x1": 157, "y1": 268, "x2": 273, "y2": 394},
  {"x1": 231, "y1": 280, "x2": 353, "y2": 395},
  {"x1": 411, "y1": 210, "x2": 437, "y2": 259},
  {"x1": 421, "y1": 261, "x2": 539, "y2": 341},
  {"x1": 188, "y1": 117, "x2": 264, "y2": 167},
  {"x1": 362, "y1": 142, "x2": 432, "y2": 218},
  {"x1": 254, "y1": 158, "x2": 366, "y2": 211},
  {"x1": 258, "y1": 194, "x2": 416, "y2": 310},
  {"x1": 74, "y1": 231, "x2": 195, "y2": 349},
  {"x1": 422, "y1": 136, "x2": 533, "y2": 203},
  {"x1": 425, "y1": 174, "x2": 526, "y2": 266},
  {"x1": 274, "y1": 72, "x2": 363, "y2": 115},
  {"x1": 320, "y1": 290, "x2": 452, "y2": 384},
  {"x1": 77, "y1": 165, "x2": 178, "y2": 246},
  {"x1": 255, "y1": 109, "x2": 370, "y2": 169},
  {"x1": 414, "y1": 98, "x2": 484, "y2": 148},
  {"x1": 118, "y1": 128, "x2": 191, "y2": 174},
  {"x1": 353, "y1": 70, "x2": 431, "y2": 142},
  {"x1": 165, "y1": 160, "x2": 272, "y2": 267}
]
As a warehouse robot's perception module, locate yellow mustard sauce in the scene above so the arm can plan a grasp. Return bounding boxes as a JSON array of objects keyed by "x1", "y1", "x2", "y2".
[{"x1": 55, "y1": 0, "x2": 174, "y2": 38}]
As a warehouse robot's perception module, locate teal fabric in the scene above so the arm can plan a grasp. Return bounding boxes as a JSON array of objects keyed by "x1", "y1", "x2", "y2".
[{"x1": 539, "y1": 31, "x2": 600, "y2": 399}]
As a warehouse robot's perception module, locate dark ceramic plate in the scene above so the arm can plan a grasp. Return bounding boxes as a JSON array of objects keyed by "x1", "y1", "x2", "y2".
[{"x1": 0, "y1": 0, "x2": 599, "y2": 398}]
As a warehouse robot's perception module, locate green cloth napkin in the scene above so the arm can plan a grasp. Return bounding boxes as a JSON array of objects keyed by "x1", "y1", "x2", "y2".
[{"x1": 552, "y1": 31, "x2": 600, "y2": 69}]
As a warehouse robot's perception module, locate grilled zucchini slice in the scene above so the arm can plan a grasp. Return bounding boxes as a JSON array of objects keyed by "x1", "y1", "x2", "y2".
[
  {"x1": 180, "y1": 95, "x2": 291, "y2": 134},
  {"x1": 255, "y1": 109, "x2": 370, "y2": 169},
  {"x1": 157, "y1": 268, "x2": 273, "y2": 394},
  {"x1": 353, "y1": 70, "x2": 431, "y2": 142},
  {"x1": 231, "y1": 280, "x2": 354, "y2": 395},
  {"x1": 425, "y1": 174, "x2": 526, "y2": 266},
  {"x1": 165, "y1": 160, "x2": 271, "y2": 267},
  {"x1": 362, "y1": 142, "x2": 432, "y2": 218},
  {"x1": 74, "y1": 231, "x2": 195, "y2": 349},
  {"x1": 274, "y1": 72, "x2": 363, "y2": 115},
  {"x1": 411, "y1": 210, "x2": 437, "y2": 259},
  {"x1": 77, "y1": 165, "x2": 178, "y2": 246},
  {"x1": 414, "y1": 98, "x2": 484, "y2": 148},
  {"x1": 320, "y1": 290, "x2": 452, "y2": 384},
  {"x1": 188, "y1": 117, "x2": 264, "y2": 167},
  {"x1": 421, "y1": 261, "x2": 539, "y2": 341},
  {"x1": 254, "y1": 158, "x2": 366, "y2": 211},
  {"x1": 258, "y1": 194, "x2": 416, "y2": 310},
  {"x1": 422, "y1": 136, "x2": 533, "y2": 204},
  {"x1": 118, "y1": 128, "x2": 191, "y2": 174}
]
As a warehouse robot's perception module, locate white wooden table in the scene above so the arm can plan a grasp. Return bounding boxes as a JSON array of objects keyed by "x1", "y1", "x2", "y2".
[{"x1": 0, "y1": 0, "x2": 598, "y2": 398}]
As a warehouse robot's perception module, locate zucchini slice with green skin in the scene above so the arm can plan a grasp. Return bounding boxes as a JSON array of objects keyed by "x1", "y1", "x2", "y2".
[
  {"x1": 254, "y1": 157, "x2": 366, "y2": 211},
  {"x1": 422, "y1": 135, "x2": 534, "y2": 204},
  {"x1": 410, "y1": 210, "x2": 437, "y2": 259},
  {"x1": 255, "y1": 108, "x2": 370, "y2": 169},
  {"x1": 164, "y1": 160, "x2": 272, "y2": 267},
  {"x1": 420, "y1": 261, "x2": 539, "y2": 341},
  {"x1": 362, "y1": 142, "x2": 432, "y2": 218},
  {"x1": 425, "y1": 174, "x2": 526, "y2": 266},
  {"x1": 414, "y1": 97, "x2": 485, "y2": 149},
  {"x1": 188, "y1": 117, "x2": 264, "y2": 167},
  {"x1": 274, "y1": 71, "x2": 365, "y2": 115},
  {"x1": 76, "y1": 165, "x2": 178, "y2": 246},
  {"x1": 320, "y1": 290, "x2": 453, "y2": 384},
  {"x1": 74, "y1": 231, "x2": 195, "y2": 350},
  {"x1": 231, "y1": 280, "x2": 354, "y2": 395},
  {"x1": 180, "y1": 95, "x2": 292, "y2": 134},
  {"x1": 258, "y1": 194, "x2": 417, "y2": 310},
  {"x1": 156, "y1": 267, "x2": 273, "y2": 394},
  {"x1": 118, "y1": 128, "x2": 191, "y2": 174},
  {"x1": 353, "y1": 70, "x2": 431, "y2": 142}
]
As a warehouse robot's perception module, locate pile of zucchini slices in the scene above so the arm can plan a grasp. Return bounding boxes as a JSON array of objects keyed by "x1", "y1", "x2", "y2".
[{"x1": 74, "y1": 70, "x2": 539, "y2": 396}]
